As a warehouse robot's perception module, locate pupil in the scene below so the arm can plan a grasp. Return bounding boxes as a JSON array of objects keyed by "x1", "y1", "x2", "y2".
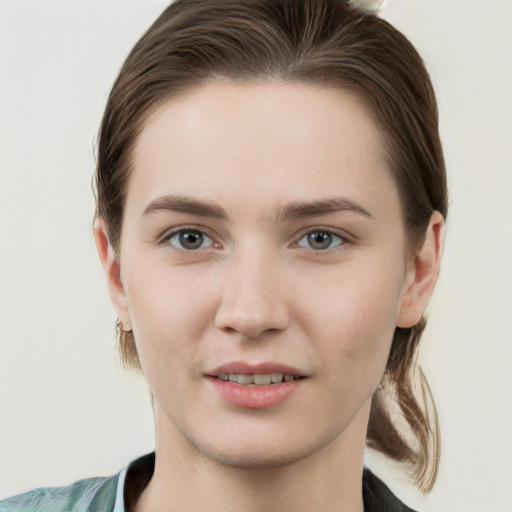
[
  {"x1": 308, "y1": 232, "x2": 331, "y2": 250},
  {"x1": 179, "y1": 231, "x2": 203, "y2": 249}
]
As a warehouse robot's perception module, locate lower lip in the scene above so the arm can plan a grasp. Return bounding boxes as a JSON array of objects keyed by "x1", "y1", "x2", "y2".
[{"x1": 209, "y1": 377, "x2": 303, "y2": 409}]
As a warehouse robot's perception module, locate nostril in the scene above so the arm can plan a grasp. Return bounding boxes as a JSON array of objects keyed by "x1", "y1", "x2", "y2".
[{"x1": 215, "y1": 307, "x2": 290, "y2": 339}]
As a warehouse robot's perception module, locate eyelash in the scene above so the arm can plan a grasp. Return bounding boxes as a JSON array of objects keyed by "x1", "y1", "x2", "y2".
[{"x1": 159, "y1": 227, "x2": 349, "y2": 252}]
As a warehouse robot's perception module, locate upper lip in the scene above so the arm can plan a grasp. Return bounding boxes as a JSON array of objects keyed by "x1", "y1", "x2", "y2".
[{"x1": 207, "y1": 361, "x2": 306, "y2": 377}]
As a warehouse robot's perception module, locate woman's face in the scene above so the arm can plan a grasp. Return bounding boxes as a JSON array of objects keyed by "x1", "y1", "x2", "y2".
[{"x1": 108, "y1": 82, "x2": 420, "y2": 468}]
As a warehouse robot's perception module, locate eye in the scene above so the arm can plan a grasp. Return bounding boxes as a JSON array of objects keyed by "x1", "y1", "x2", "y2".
[
  {"x1": 296, "y1": 230, "x2": 345, "y2": 250},
  {"x1": 168, "y1": 229, "x2": 214, "y2": 250}
]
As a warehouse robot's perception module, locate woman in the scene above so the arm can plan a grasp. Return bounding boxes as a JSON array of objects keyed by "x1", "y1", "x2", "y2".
[{"x1": 0, "y1": 0, "x2": 447, "y2": 510}]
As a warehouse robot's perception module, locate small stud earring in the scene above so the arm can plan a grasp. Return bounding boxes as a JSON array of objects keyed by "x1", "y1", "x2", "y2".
[{"x1": 116, "y1": 318, "x2": 132, "y2": 332}]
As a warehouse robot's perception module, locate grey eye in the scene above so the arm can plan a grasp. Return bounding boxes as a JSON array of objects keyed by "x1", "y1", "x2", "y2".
[
  {"x1": 169, "y1": 229, "x2": 213, "y2": 250},
  {"x1": 297, "y1": 231, "x2": 344, "y2": 250}
]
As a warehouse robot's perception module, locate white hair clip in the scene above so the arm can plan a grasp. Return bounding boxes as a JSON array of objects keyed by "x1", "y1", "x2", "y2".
[{"x1": 348, "y1": 0, "x2": 386, "y2": 15}]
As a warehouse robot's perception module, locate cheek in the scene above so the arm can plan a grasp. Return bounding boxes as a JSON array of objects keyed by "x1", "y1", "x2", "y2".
[
  {"x1": 122, "y1": 260, "x2": 217, "y2": 375},
  {"x1": 302, "y1": 264, "x2": 403, "y2": 389}
]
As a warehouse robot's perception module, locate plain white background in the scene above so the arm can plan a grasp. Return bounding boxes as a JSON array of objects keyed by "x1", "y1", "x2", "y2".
[{"x1": 1, "y1": 1, "x2": 511, "y2": 510}]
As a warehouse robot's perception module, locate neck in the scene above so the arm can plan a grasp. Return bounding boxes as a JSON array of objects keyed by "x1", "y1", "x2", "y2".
[{"x1": 133, "y1": 402, "x2": 370, "y2": 512}]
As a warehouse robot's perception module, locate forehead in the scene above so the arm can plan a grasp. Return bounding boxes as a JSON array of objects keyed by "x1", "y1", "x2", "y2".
[{"x1": 129, "y1": 81, "x2": 399, "y2": 218}]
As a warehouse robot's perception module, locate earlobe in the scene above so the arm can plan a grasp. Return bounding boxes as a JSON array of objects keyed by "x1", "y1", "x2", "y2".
[
  {"x1": 93, "y1": 219, "x2": 130, "y2": 329},
  {"x1": 396, "y1": 211, "x2": 445, "y2": 328}
]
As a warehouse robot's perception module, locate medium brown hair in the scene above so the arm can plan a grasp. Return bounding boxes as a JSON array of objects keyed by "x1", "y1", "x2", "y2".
[{"x1": 95, "y1": 0, "x2": 448, "y2": 493}]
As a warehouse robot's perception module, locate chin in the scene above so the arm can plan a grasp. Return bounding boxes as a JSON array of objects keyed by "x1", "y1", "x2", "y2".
[
  {"x1": 188, "y1": 427, "x2": 339, "y2": 471},
  {"x1": 201, "y1": 446, "x2": 316, "y2": 470}
]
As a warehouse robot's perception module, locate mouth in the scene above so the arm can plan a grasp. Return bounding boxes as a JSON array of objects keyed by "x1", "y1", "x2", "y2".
[
  {"x1": 208, "y1": 365, "x2": 305, "y2": 409},
  {"x1": 215, "y1": 372, "x2": 303, "y2": 386},
  {"x1": 207, "y1": 362, "x2": 306, "y2": 385}
]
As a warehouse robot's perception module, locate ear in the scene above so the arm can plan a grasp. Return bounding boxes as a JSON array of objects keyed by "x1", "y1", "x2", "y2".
[
  {"x1": 93, "y1": 219, "x2": 131, "y2": 331},
  {"x1": 396, "y1": 211, "x2": 445, "y2": 328}
]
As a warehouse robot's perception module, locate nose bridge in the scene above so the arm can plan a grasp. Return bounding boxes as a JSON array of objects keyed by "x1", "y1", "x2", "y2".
[{"x1": 214, "y1": 241, "x2": 290, "y2": 338}]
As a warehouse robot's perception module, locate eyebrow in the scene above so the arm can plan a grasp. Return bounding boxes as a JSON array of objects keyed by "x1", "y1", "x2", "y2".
[
  {"x1": 142, "y1": 194, "x2": 374, "y2": 221},
  {"x1": 143, "y1": 194, "x2": 228, "y2": 219},
  {"x1": 276, "y1": 197, "x2": 374, "y2": 222}
]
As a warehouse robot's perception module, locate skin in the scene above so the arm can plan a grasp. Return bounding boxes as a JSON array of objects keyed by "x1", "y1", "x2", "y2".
[{"x1": 95, "y1": 82, "x2": 444, "y2": 512}]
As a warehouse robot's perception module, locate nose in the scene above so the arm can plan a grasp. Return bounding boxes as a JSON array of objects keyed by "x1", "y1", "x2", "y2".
[{"x1": 214, "y1": 246, "x2": 291, "y2": 339}]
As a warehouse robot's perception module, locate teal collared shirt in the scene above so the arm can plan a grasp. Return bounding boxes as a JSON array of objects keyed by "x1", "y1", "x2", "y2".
[{"x1": 0, "y1": 468, "x2": 123, "y2": 512}]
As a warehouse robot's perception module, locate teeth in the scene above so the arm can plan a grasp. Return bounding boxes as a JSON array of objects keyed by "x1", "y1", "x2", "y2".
[
  {"x1": 216, "y1": 373, "x2": 299, "y2": 385},
  {"x1": 271, "y1": 372, "x2": 283, "y2": 383},
  {"x1": 254, "y1": 374, "x2": 271, "y2": 385},
  {"x1": 236, "y1": 374, "x2": 254, "y2": 385}
]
